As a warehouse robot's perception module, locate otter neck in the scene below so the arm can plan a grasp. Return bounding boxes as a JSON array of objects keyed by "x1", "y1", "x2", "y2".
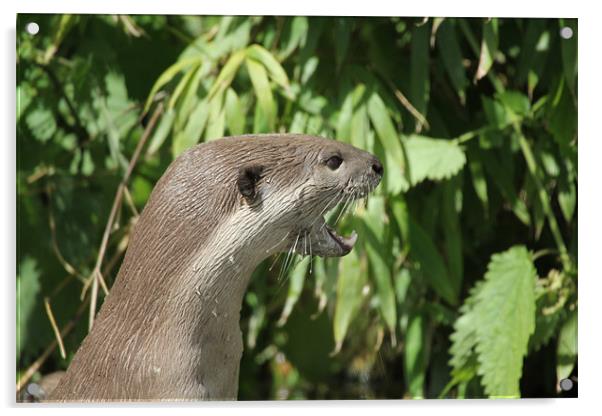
[{"x1": 157, "y1": 204, "x2": 289, "y2": 400}]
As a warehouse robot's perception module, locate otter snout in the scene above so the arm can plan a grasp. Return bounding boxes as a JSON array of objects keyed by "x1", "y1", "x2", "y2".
[{"x1": 371, "y1": 158, "x2": 383, "y2": 177}]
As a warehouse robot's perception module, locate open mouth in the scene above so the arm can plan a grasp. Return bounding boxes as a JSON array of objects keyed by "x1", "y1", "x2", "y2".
[
  {"x1": 296, "y1": 193, "x2": 364, "y2": 258},
  {"x1": 324, "y1": 223, "x2": 358, "y2": 253}
]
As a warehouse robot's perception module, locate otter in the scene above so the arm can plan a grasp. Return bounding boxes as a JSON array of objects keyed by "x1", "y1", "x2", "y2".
[{"x1": 49, "y1": 133, "x2": 383, "y2": 401}]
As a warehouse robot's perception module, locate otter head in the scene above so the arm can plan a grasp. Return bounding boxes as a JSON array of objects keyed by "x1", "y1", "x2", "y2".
[{"x1": 233, "y1": 134, "x2": 383, "y2": 258}]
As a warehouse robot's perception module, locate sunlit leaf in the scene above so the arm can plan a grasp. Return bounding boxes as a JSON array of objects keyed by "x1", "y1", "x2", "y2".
[
  {"x1": 146, "y1": 108, "x2": 175, "y2": 156},
  {"x1": 404, "y1": 135, "x2": 466, "y2": 185},
  {"x1": 475, "y1": 19, "x2": 499, "y2": 82},
  {"x1": 144, "y1": 56, "x2": 203, "y2": 112},
  {"x1": 246, "y1": 44, "x2": 291, "y2": 92},
  {"x1": 246, "y1": 58, "x2": 276, "y2": 132},
  {"x1": 224, "y1": 88, "x2": 246, "y2": 136},
  {"x1": 367, "y1": 92, "x2": 409, "y2": 194},
  {"x1": 474, "y1": 246, "x2": 537, "y2": 397}
]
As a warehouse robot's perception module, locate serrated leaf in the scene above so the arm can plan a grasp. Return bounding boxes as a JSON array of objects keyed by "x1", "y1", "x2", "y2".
[
  {"x1": 277, "y1": 256, "x2": 310, "y2": 326},
  {"x1": 473, "y1": 246, "x2": 537, "y2": 398},
  {"x1": 449, "y1": 281, "x2": 485, "y2": 375},
  {"x1": 556, "y1": 309, "x2": 577, "y2": 382},
  {"x1": 333, "y1": 249, "x2": 367, "y2": 354},
  {"x1": 404, "y1": 135, "x2": 466, "y2": 185}
]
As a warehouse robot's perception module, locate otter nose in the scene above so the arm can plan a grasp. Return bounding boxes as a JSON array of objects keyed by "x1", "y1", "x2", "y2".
[{"x1": 371, "y1": 159, "x2": 383, "y2": 176}]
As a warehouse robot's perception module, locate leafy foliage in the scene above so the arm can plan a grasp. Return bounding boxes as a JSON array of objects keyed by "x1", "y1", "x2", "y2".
[{"x1": 17, "y1": 15, "x2": 577, "y2": 399}]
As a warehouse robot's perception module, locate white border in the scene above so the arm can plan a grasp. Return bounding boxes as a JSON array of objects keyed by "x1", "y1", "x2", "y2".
[{"x1": 3, "y1": 1, "x2": 599, "y2": 416}]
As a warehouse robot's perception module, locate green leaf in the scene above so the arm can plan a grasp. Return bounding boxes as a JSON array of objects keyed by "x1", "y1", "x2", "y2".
[
  {"x1": 449, "y1": 281, "x2": 485, "y2": 377},
  {"x1": 17, "y1": 257, "x2": 41, "y2": 356},
  {"x1": 404, "y1": 135, "x2": 466, "y2": 185},
  {"x1": 246, "y1": 44, "x2": 291, "y2": 92},
  {"x1": 558, "y1": 177, "x2": 576, "y2": 223},
  {"x1": 559, "y1": 19, "x2": 577, "y2": 91},
  {"x1": 362, "y1": 197, "x2": 397, "y2": 344},
  {"x1": 467, "y1": 149, "x2": 489, "y2": 213},
  {"x1": 409, "y1": 23, "x2": 431, "y2": 127},
  {"x1": 173, "y1": 100, "x2": 210, "y2": 157},
  {"x1": 437, "y1": 20, "x2": 468, "y2": 102},
  {"x1": 207, "y1": 49, "x2": 246, "y2": 100},
  {"x1": 144, "y1": 56, "x2": 203, "y2": 112},
  {"x1": 349, "y1": 84, "x2": 369, "y2": 150},
  {"x1": 246, "y1": 58, "x2": 276, "y2": 132},
  {"x1": 146, "y1": 108, "x2": 175, "y2": 156},
  {"x1": 224, "y1": 88, "x2": 246, "y2": 136},
  {"x1": 548, "y1": 78, "x2": 577, "y2": 151},
  {"x1": 442, "y1": 178, "x2": 464, "y2": 294},
  {"x1": 333, "y1": 248, "x2": 367, "y2": 354},
  {"x1": 404, "y1": 312, "x2": 427, "y2": 398},
  {"x1": 391, "y1": 198, "x2": 458, "y2": 305},
  {"x1": 474, "y1": 246, "x2": 537, "y2": 397},
  {"x1": 497, "y1": 91, "x2": 531, "y2": 118},
  {"x1": 367, "y1": 92, "x2": 409, "y2": 194},
  {"x1": 333, "y1": 18, "x2": 352, "y2": 71},
  {"x1": 277, "y1": 256, "x2": 310, "y2": 326},
  {"x1": 278, "y1": 16, "x2": 309, "y2": 61},
  {"x1": 480, "y1": 150, "x2": 531, "y2": 226},
  {"x1": 25, "y1": 105, "x2": 57, "y2": 142},
  {"x1": 556, "y1": 309, "x2": 577, "y2": 382},
  {"x1": 475, "y1": 19, "x2": 499, "y2": 82}
]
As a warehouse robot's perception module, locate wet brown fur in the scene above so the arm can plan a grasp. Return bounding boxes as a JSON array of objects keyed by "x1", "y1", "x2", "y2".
[{"x1": 49, "y1": 134, "x2": 381, "y2": 402}]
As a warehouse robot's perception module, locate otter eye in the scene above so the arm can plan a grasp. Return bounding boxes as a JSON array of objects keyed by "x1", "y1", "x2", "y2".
[{"x1": 326, "y1": 155, "x2": 343, "y2": 170}]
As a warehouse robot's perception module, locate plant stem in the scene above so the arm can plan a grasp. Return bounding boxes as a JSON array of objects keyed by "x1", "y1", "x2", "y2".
[{"x1": 514, "y1": 124, "x2": 571, "y2": 271}]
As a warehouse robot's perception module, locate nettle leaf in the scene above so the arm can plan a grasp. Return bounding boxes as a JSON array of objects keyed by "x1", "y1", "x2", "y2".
[
  {"x1": 449, "y1": 281, "x2": 485, "y2": 376},
  {"x1": 473, "y1": 246, "x2": 537, "y2": 397},
  {"x1": 404, "y1": 135, "x2": 466, "y2": 185},
  {"x1": 17, "y1": 256, "x2": 41, "y2": 356}
]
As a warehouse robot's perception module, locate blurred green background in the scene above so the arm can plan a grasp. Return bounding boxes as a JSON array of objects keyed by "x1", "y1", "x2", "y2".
[{"x1": 16, "y1": 15, "x2": 577, "y2": 399}]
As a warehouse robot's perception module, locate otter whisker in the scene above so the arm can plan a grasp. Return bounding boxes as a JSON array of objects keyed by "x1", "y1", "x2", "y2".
[
  {"x1": 265, "y1": 230, "x2": 291, "y2": 254},
  {"x1": 279, "y1": 232, "x2": 300, "y2": 281}
]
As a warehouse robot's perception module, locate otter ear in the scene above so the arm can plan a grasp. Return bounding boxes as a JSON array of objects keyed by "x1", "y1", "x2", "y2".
[{"x1": 237, "y1": 165, "x2": 264, "y2": 204}]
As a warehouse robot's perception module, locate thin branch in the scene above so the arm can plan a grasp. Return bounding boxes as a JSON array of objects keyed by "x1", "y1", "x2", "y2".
[
  {"x1": 83, "y1": 102, "x2": 164, "y2": 331},
  {"x1": 392, "y1": 87, "x2": 430, "y2": 132},
  {"x1": 44, "y1": 297, "x2": 66, "y2": 359},
  {"x1": 17, "y1": 294, "x2": 88, "y2": 393}
]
